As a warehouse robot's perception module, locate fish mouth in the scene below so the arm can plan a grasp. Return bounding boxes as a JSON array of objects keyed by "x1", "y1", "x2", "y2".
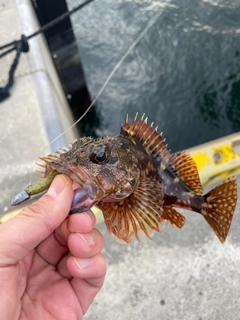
[
  {"x1": 42, "y1": 160, "x2": 104, "y2": 214},
  {"x1": 70, "y1": 184, "x2": 102, "y2": 214},
  {"x1": 60, "y1": 163, "x2": 105, "y2": 213},
  {"x1": 65, "y1": 164, "x2": 109, "y2": 213}
]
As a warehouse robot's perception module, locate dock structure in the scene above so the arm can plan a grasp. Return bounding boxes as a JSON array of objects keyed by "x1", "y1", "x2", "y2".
[{"x1": 0, "y1": 0, "x2": 78, "y2": 215}]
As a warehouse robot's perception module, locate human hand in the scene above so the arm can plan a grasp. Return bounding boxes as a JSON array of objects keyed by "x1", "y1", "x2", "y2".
[{"x1": 0, "y1": 175, "x2": 106, "y2": 320}]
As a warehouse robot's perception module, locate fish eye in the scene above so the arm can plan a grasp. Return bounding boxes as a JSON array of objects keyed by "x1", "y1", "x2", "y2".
[
  {"x1": 89, "y1": 145, "x2": 109, "y2": 164},
  {"x1": 95, "y1": 151, "x2": 107, "y2": 162}
]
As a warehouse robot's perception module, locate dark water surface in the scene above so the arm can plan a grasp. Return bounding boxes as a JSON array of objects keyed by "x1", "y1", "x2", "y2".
[{"x1": 67, "y1": 0, "x2": 240, "y2": 152}]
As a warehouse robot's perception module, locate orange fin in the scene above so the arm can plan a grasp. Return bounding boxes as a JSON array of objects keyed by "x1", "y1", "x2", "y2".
[
  {"x1": 169, "y1": 151, "x2": 203, "y2": 195},
  {"x1": 35, "y1": 170, "x2": 45, "y2": 179},
  {"x1": 162, "y1": 206, "x2": 186, "y2": 229},
  {"x1": 201, "y1": 176, "x2": 237, "y2": 243},
  {"x1": 98, "y1": 178, "x2": 163, "y2": 243},
  {"x1": 120, "y1": 113, "x2": 170, "y2": 160}
]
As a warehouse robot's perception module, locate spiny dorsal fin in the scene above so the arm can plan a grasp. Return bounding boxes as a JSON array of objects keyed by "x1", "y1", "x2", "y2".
[
  {"x1": 120, "y1": 113, "x2": 170, "y2": 159},
  {"x1": 98, "y1": 177, "x2": 163, "y2": 243},
  {"x1": 169, "y1": 152, "x2": 203, "y2": 195}
]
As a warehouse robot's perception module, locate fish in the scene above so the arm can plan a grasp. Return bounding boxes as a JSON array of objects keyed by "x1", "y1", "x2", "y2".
[{"x1": 11, "y1": 114, "x2": 238, "y2": 243}]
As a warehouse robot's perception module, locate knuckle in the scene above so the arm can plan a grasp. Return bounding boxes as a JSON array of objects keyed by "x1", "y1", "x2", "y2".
[
  {"x1": 27, "y1": 199, "x2": 51, "y2": 215},
  {"x1": 21, "y1": 197, "x2": 55, "y2": 233}
]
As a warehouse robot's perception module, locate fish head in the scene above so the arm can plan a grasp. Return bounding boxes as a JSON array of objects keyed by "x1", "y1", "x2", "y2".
[{"x1": 42, "y1": 135, "x2": 141, "y2": 207}]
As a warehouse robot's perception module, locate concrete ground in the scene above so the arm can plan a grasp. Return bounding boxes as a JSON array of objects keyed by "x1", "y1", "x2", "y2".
[{"x1": 85, "y1": 178, "x2": 240, "y2": 320}]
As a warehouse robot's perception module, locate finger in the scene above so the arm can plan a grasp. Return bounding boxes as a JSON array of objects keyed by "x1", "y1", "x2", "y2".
[
  {"x1": 68, "y1": 253, "x2": 106, "y2": 286},
  {"x1": 56, "y1": 252, "x2": 72, "y2": 279},
  {"x1": 56, "y1": 228, "x2": 104, "y2": 277},
  {"x1": 36, "y1": 231, "x2": 69, "y2": 266},
  {"x1": 68, "y1": 229, "x2": 104, "y2": 259},
  {"x1": 36, "y1": 211, "x2": 96, "y2": 266},
  {"x1": 57, "y1": 252, "x2": 106, "y2": 281},
  {"x1": 68, "y1": 253, "x2": 106, "y2": 314},
  {"x1": 0, "y1": 175, "x2": 73, "y2": 266},
  {"x1": 54, "y1": 211, "x2": 96, "y2": 245},
  {"x1": 67, "y1": 211, "x2": 96, "y2": 233}
]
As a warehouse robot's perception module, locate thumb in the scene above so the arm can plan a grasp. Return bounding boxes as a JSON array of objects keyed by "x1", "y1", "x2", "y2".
[{"x1": 0, "y1": 174, "x2": 73, "y2": 266}]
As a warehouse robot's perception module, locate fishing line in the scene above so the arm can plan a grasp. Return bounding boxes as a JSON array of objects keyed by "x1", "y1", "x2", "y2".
[
  {"x1": 47, "y1": 9, "x2": 162, "y2": 146},
  {"x1": 29, "y1": 9, "x2": 162, "y2": 185}
]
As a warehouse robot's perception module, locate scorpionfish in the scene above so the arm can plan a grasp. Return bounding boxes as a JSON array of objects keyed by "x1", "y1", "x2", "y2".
[{"x1": 14, "y1": 114, "x2": 238, "y2": 243}]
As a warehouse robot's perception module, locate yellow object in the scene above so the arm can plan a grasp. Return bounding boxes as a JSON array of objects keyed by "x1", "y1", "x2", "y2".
[
  {"x1": 92, "y1": 207, "x2": 104, "y2": 224},
  {"x1": 0, "y1": 209, "x2": 22, "y2": 223},
  {"x1": 0, "y1": 206, "x2": 103, "y2": 224},
  {"x1": 189, "y1": 132, "x2": 240, "y2": 186}
]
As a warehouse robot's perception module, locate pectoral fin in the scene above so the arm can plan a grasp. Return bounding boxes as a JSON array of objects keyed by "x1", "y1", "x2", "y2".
[{"x1": 98, "y1": 178, "x2": 163, "y2": 243}]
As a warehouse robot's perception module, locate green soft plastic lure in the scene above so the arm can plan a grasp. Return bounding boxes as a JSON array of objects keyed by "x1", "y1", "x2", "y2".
[{"x1": 11, "y1": 171, "x2": 59, "y2": 206}]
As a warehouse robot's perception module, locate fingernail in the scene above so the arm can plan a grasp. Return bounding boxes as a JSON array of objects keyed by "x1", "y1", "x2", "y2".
[
  {"x1": 77, "y1": 233, "x2": 94, "y2": 247},
  {"x1": 73, "y1": 257, "x2": 91, "y2": 269},
  {"x1": 47, "y1": 175, "x2": 68, "y2": 198}
]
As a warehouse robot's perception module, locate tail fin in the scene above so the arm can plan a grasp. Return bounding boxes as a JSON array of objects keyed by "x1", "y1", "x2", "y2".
[{"x1": 202, "y1": 176, "x2": 237, "y2": 243}]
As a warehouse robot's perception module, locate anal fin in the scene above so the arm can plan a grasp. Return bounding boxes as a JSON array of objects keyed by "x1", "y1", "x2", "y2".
[{"x1": 162, "y1": 206, "x2": 186, "y2": 229}]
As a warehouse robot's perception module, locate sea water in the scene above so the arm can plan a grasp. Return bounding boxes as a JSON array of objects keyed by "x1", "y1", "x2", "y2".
[{"x1": 67, "y1": 0, "x2": 240, "y2": 152}]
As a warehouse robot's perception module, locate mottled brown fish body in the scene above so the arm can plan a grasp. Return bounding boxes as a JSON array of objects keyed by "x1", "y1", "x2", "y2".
[{"x1": 36, "y1": 114, "x2": 238, "y2": 244}]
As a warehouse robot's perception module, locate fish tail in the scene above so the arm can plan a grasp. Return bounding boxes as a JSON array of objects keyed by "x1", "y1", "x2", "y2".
[{"x1": 201, "y1": 176, "x2": 237, "y2": 243}]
